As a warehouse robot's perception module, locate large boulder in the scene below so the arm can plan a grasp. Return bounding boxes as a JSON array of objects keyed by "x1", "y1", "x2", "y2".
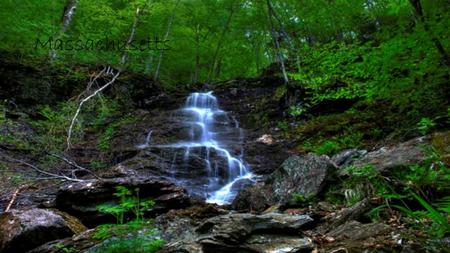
[
  {"x1": 231, "y1": 182, "x2": 275, "y2": 212},
  {"x1": 0, "y1": 208, "x2": 86, "y2": 253},
  {"x1": 160, "y1": 212, "x2": 314, "y2": 253},
  {"x1": 271, "y1": 154, "x2": 336, "y2": 203},
  {"x1": 232, "y1": 154, "x2": 336, "y2": 212},
  {"x1": 55, "y1": 177, "x2": 190, "y2": 227},
  {"x1": 344, "y1": 135, "x2": 433, "y2": 175}
]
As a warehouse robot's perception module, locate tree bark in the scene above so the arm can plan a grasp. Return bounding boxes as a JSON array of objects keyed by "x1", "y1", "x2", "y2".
[
  {"x1": 207, "y1": 1, "x2": 237, "y2": 82},
  {"x1": 154, "y1": 0, "x2": 181, "y2": 82},
  {"x1": 194, "y1": 24, "x2": 201, "y2": 83},
  {"x1": 120, "y1": 7, "x2": 142, "y2": 67},
  {"x1": 267, "y1": 0, "x2": 289, "y2": 84},
  {"x1": 409, "y1": 0, "x2": 449, "y2": 66}
]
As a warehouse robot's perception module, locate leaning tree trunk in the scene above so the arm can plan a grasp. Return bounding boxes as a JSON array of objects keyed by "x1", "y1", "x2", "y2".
[
  {"x1": 409, "y1": 0, "x2": 449, "y2": 67},
  {"x1": 120, "y1": 7, "x2": 142, "y2": 67},
  {"x1": 51, "y1": 0, "x2": 78, "y2": 59}
]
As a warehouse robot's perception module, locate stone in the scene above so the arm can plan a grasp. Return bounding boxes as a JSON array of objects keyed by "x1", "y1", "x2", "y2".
[
  {"x1": 256, "y1": 134, "x2": 275, "y2": 145},
  {"x1": 55, "y1": 177, "x2": 190, "y2": 227},
  {"x1": 232, "y1": 154, "x2": 336, "y2": 212},
  {"x1": 348, "y1": 136, "x2": 430, "y2": 174},
  {"x1": 271, "y1": 154, "x2": 336, "y2": 203},
  {"x1": 0, "y1": 208, "x2": 86, "y2": 253},
  {"x1": 331, "y1": 149, "x2": 367, "y2": 167},
  {"x1": 159, "y1": 212, "x2": 314, "y2": 253},
  {"x1": 231, "y1": 182, "x2": 275, "y2": 212},
  {"x1": 245, "y1": 234, "x2": 314, "y2": 253},
  {"x1": 326, "y1": 220, "x2": 389, "y2": 241}
]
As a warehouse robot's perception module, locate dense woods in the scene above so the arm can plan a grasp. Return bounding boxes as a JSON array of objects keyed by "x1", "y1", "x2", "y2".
[{"x1": 0, "y1": 0, "x2": 449, "y2": 253}]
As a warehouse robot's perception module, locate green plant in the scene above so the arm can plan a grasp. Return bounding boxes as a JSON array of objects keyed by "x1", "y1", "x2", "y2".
[
  {"x1": 97, "y1": 125, "x2": 114, "y2": 152},
  {"x1": 31, "y1": 102, "x2": 80, "y2": 152},
  {"x1": 94, "y1": 187, "x2": 163, "y2": 252},
  {"x1": 55, "y1": 243, "x2": 77, "y2": 253},
  {"x1": 289, "y1": 193, "x2": 314, "y2": 206},
  {"x1": 315, "y1": 140, "x2": 340, "y2": 155},
  {"x1": 90, "y1": 160, "x2": 107, "y2": 170},
  {"x1": 411, "y1": 192, "x2": 450, "y2": 237},
  {"x1": 276, "y1": 121, "x2": 289, "y2": 131},
  {"x1": 97, "y1": 186, "x2": 155, "y2": 224},
  {"x1": 417, "y1": 117, "x2": 436, "y2": 135},
  {"x1": 93, "y1": 220, "x2": 155, "y2": 240},
  {"x1": 91, "y1": 237, "x2": 164, "y2": 253},
  {"x1": 288, "y1": 105, "x2": 305, "y2": 118}
]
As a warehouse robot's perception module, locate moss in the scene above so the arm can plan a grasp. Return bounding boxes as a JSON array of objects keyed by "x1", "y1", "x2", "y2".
[
  {"x1": 431, "y1": 131, "x2": 450, "y2": 165},
  {"x1": 57, "y1": 211, "x2": 88, "y2": 234}
]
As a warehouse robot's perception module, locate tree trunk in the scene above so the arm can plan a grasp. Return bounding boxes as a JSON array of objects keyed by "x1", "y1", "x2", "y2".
[
  {"x1": 120, "y1": 7, "x2": 142, "y2": 67},
  {"x1": 194, "y1": 24, "x2": 201, "y2": 83},
  {"x1": 51, "y1": 0, "x2": 78, "y2": 59},
  {"x1": 267, "y1": 0, "x2": 289, "y2": 84},
  {"x1": 154, "y1": 0, "x2": 181, "y2": 82},
  {"x1": 409, "y1": 0, "x2": 449, "y2": 66},
  {"x1": 207, "y1": 2, "x2": 237, "y2": 82}
]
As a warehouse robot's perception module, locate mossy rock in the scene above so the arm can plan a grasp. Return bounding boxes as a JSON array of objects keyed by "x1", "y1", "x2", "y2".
[{"x1": 431, "y1": 131, "x2": 450, "y2": 165}]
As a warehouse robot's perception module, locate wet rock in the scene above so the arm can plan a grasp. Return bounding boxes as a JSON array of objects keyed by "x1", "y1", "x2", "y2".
[
  {"x1": 244, "y1": 139, "x2": 289, "y2": 175},
  {"x1": 232, "y1": 154, "x2": 336, "y2": 212},
  {"x1": 159, "y1": 212, "x2": 314, "y2": 253},
  {"x1": 331, "y1": 149, "x2": 367, "y2": 167},
  {"x1": 326, "y1": 198, "x2": 372, "y2": 231},
  {"x1": 232, "y1": 182, "x2": 275, "y2": 212},
  {"x1": 347, "y1": 136, "x2": 430, "y2": 174},
  {"x1": 0, "y1": 208, "x2": 86, "y2": 253},
  {"x1": 55, "y1": 177, "x2": 190, "y2": 227},
  {"x1": 28, "y1": 229, "x2": 97, "y2": 253},
  {"x1": 326, "y1": 220, "x2": 389, "y2": 241},
  {"x1": 430, "y1": 131, "x2": 450, "y2": 166},
  {"x1": 245, "y1": 234, "x2": 313, "y2": 253},
  {"x1": 196, "y1": 212, "x2": 313, "y2": 235},
  {"x1": 271, "y1": 154, "x2": 336, "y2": 203}
]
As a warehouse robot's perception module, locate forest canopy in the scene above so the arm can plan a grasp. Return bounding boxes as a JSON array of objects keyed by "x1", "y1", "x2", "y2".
[
  {"x1": 1, "y1": 0, "x2": 448, "y2": 83},
  {"x1": 0, "y1": 0, "x2": 448, "y2": 121}
]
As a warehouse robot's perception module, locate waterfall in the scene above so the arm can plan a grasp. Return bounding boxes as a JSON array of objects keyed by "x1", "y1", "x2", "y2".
[
  {"x1": 136, "y1": 130, "x2": 152, "y2": 149},
  {"x1": 163, "y1": 91, "x2": 253, "y2": 204}
]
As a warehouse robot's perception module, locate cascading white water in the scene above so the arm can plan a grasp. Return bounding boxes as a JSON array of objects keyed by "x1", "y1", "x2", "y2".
[
  {"x1": 136, "y1": 130, "x2": 152, "y2": 149},
  {"x1": 165, "y1": 91, "x2": 253, "y2": 204}
]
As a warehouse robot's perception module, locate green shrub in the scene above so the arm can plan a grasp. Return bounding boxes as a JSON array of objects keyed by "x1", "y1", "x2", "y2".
[
  {"x1": 97, "y1": 186, "x2": 154, "y2": 224},
  {"x1": 97, "y1": 125, "x2": 114, "y2": 152},
  {"x1": 31, "y1": 102, "x2": 80, "y2": 152},
  {"x1": 91, "y1": 237, "x2": 164, "y2": 253},
  {"x1": 315, "y1": 140, "x2": 340, "y2": 155},
  {"x1": 93, "y1": 186, "x2": 164, "y2": 253},
  {"x1": 417, "y1": 117, "x2": 436, "y2": 135},
  {"x1": 289, "y1": 193, "x2": 314, "y2": 206},
  {"x1": 276, "y1": 121, "x2": 289, "y2": 131}
]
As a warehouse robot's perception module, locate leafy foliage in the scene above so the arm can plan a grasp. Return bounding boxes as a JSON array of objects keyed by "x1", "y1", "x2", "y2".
[
  {"x1": 93, "y1": 186, "x2": 163, "y2": 253},
  {"x1": 342, "y1": 151, "x2": 450, "y2": 239},
  {"x1": 97, "y1": 186, "x2": 155, "y2": 224}
]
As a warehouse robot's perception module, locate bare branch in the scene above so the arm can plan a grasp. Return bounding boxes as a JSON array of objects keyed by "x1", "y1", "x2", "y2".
[
  {"x1": 66, "y1": 69, "x2": 120, "y2": 150},
  {"x1": 47, "y1": 153, "x2": 102, "y2": 179},
  {"x1": 75, "y1": 67, "x2": 106, "y2": 101},
  {"x1": 5, "y1": 187, "x2": 23, "y2": 212},
  {"x1": 2, "y1": 155, "x2": 83, "y2": 182}
]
